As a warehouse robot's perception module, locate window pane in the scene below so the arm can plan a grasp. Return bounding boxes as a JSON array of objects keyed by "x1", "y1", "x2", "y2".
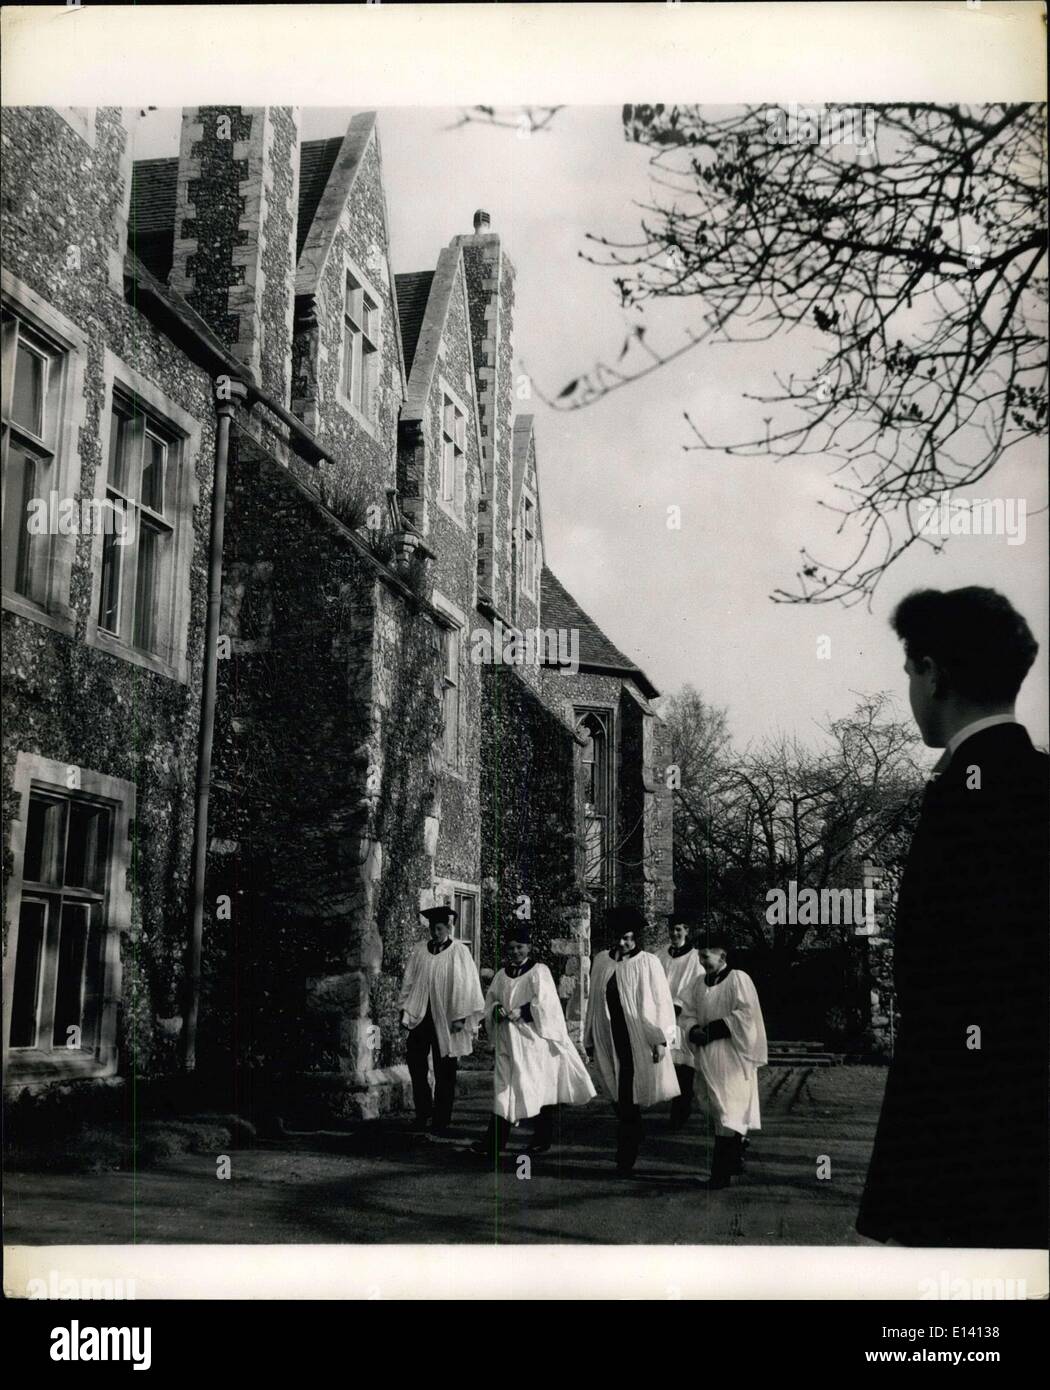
[
  {"x1": 443, "y1": 634, "x2": 459, "y2": 766},
  {"x1": 585, "y1": 817, "x2": 605, "y2": 884},
  {"x1": 345, "y1": 327, "x2": 361, "y2": 406},
  {"x1": 363, "y1": 295, "x2": 377, "y2": 342},
  {"x1": 52, "y1": 902, "x2": 90, "y2": 1047},
  {"x1": 362, "y1": 342, "x2": 376, "y2": 419},
  {"x1": 441, "y1": 438, "x2": 455, "y2": 500},
  {"x1": 107, "y1": 407, "x2": 130, "y2": 492},
  {"x1": 141, "y1": 432, "x2": 166, "y2": 513},
  {"x1": 78, "y1": 903, "x2": 104, "y2": 1052},
  {"x1": 454, "y1": 410, "x2": 466, "y2": 450},
  {"x1": 342, "y1": 324, "x2": 353, "y2": 398},
  {"x1": 446, "y1": 629, "x2": 459, "y2": 682},
  {"x1": 98, "y1": 523, "x2": 123, "y2": 634},
  {"x1": 346, "y1": 280, "x2": 363, "y2": 327},
  {"x1": 456, "y1": 894, "x2": 476, "y2": 950},
  {"x1": 10, "y1": 900, "x2": 46, "y2": 1047},
  {"x1": 133, "y1": 518, "x2": 161, "y2": 652},
  {"x1": 2, "y1": 445, "x2": 44, "y2": 598},
  {"x1": 23, "y1": 795, "x2": 66, "y2": 885},
  {"x1": 354, "y1": 341, "x2": 368, "y2": 413},
  {"x1": 65, "y1": 801, "x2": 110, "y2": 892},
  {"x1": 12, "y1": 341, "x2": 44, "y2": 435}
]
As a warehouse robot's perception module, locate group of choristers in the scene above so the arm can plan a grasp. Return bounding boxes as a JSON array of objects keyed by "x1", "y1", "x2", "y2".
[{"x1": 398, "y1": 902, "x2": 767, "y2": 1186}]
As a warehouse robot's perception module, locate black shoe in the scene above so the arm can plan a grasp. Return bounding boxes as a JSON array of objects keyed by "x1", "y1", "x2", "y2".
[
  {"x1": 526, "y1": 1142, "x2": 552, "y2": 1155},
  {"x1": 703, "y1": 1136, "x2": 734, "y2": 1188},
  {"x1": 729, "y1": 1136, "x2": 748, "y2": 1175}
]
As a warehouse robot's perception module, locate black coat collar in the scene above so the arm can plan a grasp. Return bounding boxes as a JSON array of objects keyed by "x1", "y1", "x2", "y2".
[
  {"x1": 938, "y1": 722, "x2": 1036, "y2": 788},
  {"x1": 706, "y1": 965, "x2": 732, "y2": 986},
  {"x1": 667, "y1": 943, "x2": 694, "y2": 959},
  {"x1": 427, "y1": 936, "x2": 454, "y2": 955},
  {"x1": 506, "y1": 957, "x2": 536, "y2": 978}
]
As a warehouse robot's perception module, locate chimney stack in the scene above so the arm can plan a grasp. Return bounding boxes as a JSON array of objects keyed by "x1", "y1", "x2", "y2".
[
  {"x1": 454, "y1": 216, "x2": 515, "y2": 616},
  {"x1": 170, "y1": 106, "x2": 301, "y2": 403}
]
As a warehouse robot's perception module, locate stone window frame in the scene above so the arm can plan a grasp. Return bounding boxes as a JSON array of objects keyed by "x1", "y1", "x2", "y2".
[
  {"x1": 573, "y1": 703, "x2": 618, "y2": 910},
  {"x1": 432, "y1": 589, "x2": 468, "y2": 780},
  {"x1": 336, "y1": 254, "x2": 382, "y2": 440},
  {"x1": 435, "y1": 880, "x2": 481, "y2": 965},
  {"x1": 2, "y1": 752, "x2": 134, "y2": 1089},
  {"x1": 434, "y1": 376, "x2": 470, "y2": 530},
  {"x1": 53, "y1": 107, "x2": 97, "y2": 149},
  {"x1": 83, "y1": 350, "x2": 201, "y2": 684},
  {"x1": 1, "y1": 269, "x2": 88, "y2": 638}
]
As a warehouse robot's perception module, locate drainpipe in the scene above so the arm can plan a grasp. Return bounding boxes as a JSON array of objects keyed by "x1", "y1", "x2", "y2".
[{"x1": 182, "y1": 377, "x2": 249, "y2": 1072}]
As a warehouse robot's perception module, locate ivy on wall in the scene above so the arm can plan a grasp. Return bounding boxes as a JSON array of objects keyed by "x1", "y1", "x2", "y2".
[{"x1": 479, "y1": 665, "x2": 580, "y2": 978}]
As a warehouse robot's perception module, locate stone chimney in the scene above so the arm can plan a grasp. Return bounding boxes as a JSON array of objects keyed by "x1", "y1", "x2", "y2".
[
  {"x1": 169, "y1": 106, "x2": 300, "y2": 404},
  {"x1": 453, "y1": 213, "x2": 515, "y2": 617}
]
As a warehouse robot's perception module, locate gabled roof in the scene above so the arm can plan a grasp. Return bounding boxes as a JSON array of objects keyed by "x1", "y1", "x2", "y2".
[
  {"x1": 512, "y1": 414, "x2": 545, "y2": 568},
  {"x1": 297, "y1": 136, "x2": 344, "y2": 261},
  {"x1": 399, "y1": 244, "x2": 478, "y2": 424},
  {"x1": 540, "y1": 567, "x2": 659, "y2": 699},
  {"x1": 295, "y1": 113, "x2": 377, "y2": 294},
  {"x1": 395, "y1": 271, "x2": 435, "y2": 378},
  {"x1": 128, "y1": 156, "x2": 179, "y2": 281},
  {"x1": 127, "y1": 135, "x2": 358, "y2": 285},
  {"x1": 512, "y1": 414, "x2": 537, "y2": 518}
]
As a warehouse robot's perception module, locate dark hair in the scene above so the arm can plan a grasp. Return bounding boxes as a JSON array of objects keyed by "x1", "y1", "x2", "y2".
[
  {"x1": 891, "y1": 587, "x2": 1038, "y2": 703},
  {"x1": 700, "y1": 943, "x2": 728, "y2": 957}
]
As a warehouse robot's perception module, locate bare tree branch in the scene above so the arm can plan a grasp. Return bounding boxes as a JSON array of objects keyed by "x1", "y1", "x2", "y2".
[{"x1": 541, "y1": 103, "x2": 1047, "y2": 604}]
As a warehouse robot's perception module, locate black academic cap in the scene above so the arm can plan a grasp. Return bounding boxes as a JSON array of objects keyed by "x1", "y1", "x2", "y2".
[
  {"x1": 509, "y1": 923, "x2": 531, "y2": 944},
  {"x1": 606, "y1": 904, "x2": 646, "y2": 935},
  {"x1": 420, "y1": 904, "x2": 458, "y2": 926}
]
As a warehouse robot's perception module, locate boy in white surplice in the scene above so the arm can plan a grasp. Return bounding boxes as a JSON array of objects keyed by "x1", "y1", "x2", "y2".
[
  {"x1": 585, "y1": 905, "x2": 679, "y2": 1176},
  {"x1": 680, "y1": 944, "x2": 768, "y2": 1188},
  {"x1": 471, "y1": 924, "x2": 596, "y2": 1161},
  {"x1": 399, "y1": 904, "x2": 485, "y2": 1136},
  {"x1": 654, "y1": 919, "x2": 704, "y2": 1130}
]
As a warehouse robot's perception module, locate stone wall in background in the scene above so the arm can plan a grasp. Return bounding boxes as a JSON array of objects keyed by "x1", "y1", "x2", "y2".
[{"x1": 1, "y1": 106, "x2": 215, "y2": 1089}]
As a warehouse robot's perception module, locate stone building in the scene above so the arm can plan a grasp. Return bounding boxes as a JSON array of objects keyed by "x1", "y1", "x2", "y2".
[{"x1": 2, "y1": 106, "x2": 673, "y2": 1125}]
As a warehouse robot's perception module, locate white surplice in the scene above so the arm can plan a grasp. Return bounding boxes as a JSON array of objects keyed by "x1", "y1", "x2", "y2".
[
  {"x1": 485, "y1": 961, "x2": 597, "y2": 1122},
  {"x1": 585, "y1": 949, "x2": 680, "y2": 1108},
  {"x1": 680, "y1": 968, "x2": 768, "y2": 1135},
  {"x1": 654, "y1": 945, "x2": 705, "y2": 1066},
  {"x1": 399, "y1": 937, "x2": 485, "y2": 1059}
]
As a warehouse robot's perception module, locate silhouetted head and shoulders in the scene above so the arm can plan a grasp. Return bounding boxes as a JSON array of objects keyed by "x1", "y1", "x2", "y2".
[{"x1": 892, "y1": 586, "x2": 1046, "y2": 801}]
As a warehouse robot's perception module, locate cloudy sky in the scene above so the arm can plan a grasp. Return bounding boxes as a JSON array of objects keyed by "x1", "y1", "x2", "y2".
[{"x1": 133, "y1": 105, "x2": 1048, "y2": 756}]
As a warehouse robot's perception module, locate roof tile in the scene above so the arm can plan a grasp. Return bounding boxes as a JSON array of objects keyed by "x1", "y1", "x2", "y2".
[
  {"x1": 395, "y1": 271, "x2": 436, "y2": 378},
  {"x1": 541, "y1": 568, "x2": 658, "y2": 697}
]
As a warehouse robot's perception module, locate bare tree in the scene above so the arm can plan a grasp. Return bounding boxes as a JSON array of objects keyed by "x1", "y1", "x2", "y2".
[
  {"x1": 446, "y1": 105, "x2": 564, "y2": 136},
  {"x1": 662, "y1": 688, "x2": 924, "y2": 965},
  {"x1": 535, "y1": 103, "x2": 1047, "y2": 604}
]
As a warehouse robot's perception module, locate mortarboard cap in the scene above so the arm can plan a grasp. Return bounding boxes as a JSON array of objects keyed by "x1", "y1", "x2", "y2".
[
  {"x1": 420, "y1": 904, "x2": 458, "y2": 926},
  {"x1": 606, "y1": 904, "x2": 646, "y2": 935}
]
